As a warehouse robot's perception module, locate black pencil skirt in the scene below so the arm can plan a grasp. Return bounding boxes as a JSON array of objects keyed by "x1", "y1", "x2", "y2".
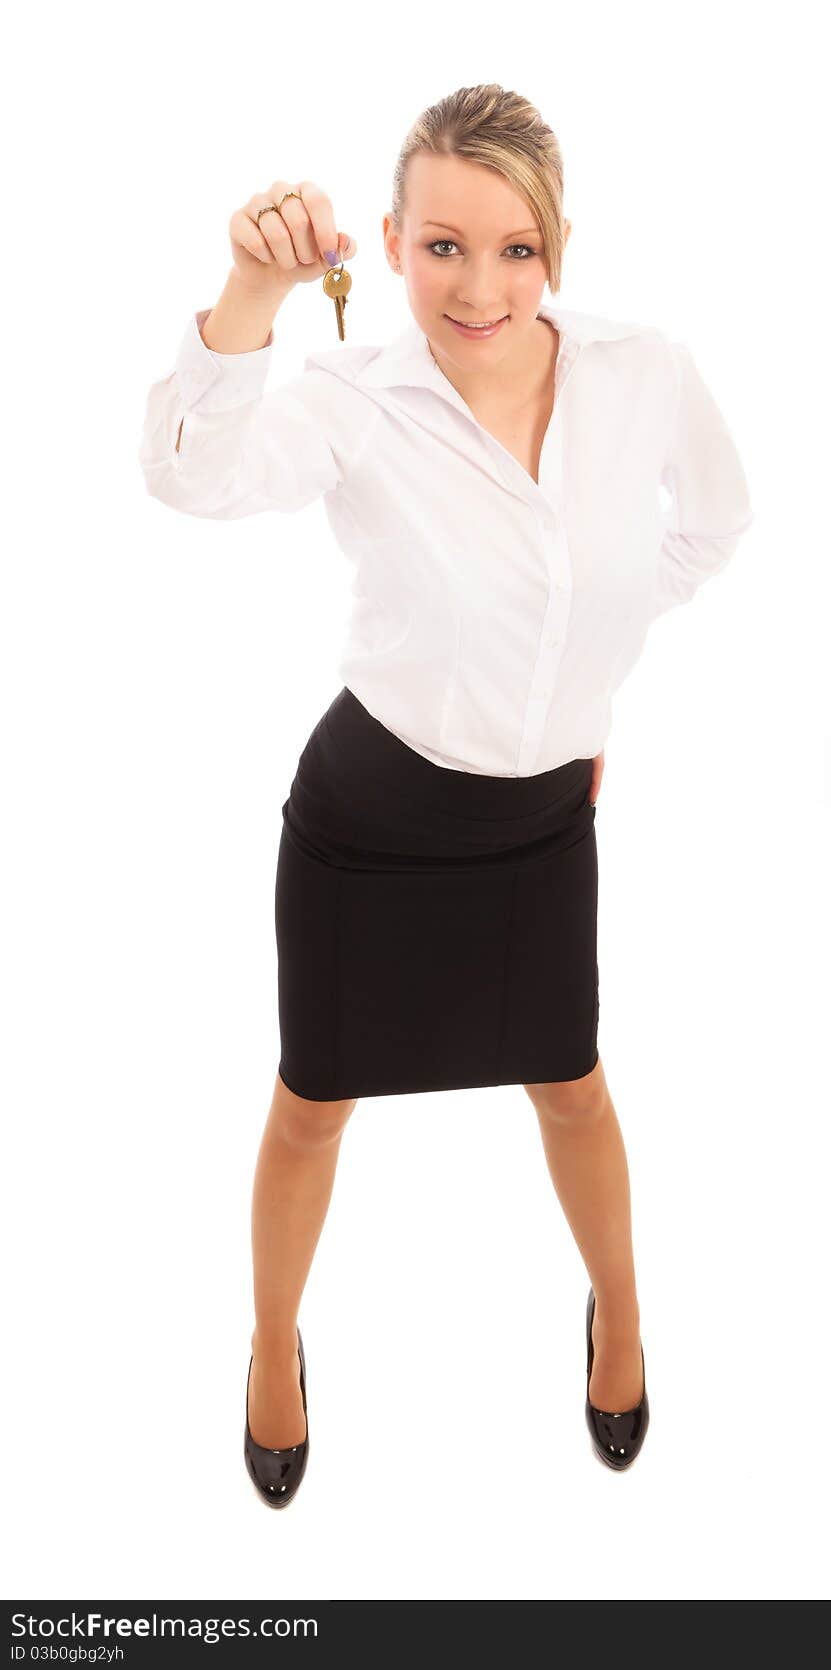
[{"x1": 275, "y1": 686, "x2": 600, "y2": 1101}]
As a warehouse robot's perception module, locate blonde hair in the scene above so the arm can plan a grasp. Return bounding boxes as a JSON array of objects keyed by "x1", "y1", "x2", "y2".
[{"x1": 390, "y1": 84, "x2": 567, "y2": 294}]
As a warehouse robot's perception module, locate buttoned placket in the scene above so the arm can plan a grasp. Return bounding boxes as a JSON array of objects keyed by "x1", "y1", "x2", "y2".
[
  {"x1": 422, "y1": 336, "x2": 582, "y2": 775},
  {"x1": 515, "y1": 339, "x2": 581, "y2": 773}
]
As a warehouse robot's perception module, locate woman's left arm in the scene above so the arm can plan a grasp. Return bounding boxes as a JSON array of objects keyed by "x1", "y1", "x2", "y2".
[{"x1": 654, "y1": 339, "x2": 754, "y2": 617}]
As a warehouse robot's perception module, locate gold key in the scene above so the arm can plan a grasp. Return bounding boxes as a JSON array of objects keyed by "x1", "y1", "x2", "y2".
[{"x1": 322, "y1": 262, "x2": 352, "y2": 341}]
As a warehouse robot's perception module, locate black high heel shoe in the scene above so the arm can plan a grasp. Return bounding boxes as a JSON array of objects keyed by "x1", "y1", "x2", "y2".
[
  {"x1": 585, "y1": 1287, "x2": 649, "y2": 1470},
  {"x1": 244, "y1": 1327, "x2": 309, "y2": 1508}
]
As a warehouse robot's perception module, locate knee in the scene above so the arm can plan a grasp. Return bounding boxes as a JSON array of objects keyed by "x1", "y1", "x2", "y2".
[
  {"x1": 270, "y1": 1069, "x2": 357, "y2": 1148},
  {"x1": 524, "y1": 1056, "x2": 609, "y2": 1126}
]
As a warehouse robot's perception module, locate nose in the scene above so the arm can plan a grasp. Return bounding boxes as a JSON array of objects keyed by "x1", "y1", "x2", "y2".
[{"x1": 450, "y1": 257, "x2": 508, "y2": 315}]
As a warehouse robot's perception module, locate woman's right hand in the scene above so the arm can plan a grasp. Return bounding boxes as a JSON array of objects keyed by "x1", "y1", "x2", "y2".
[{"x1": 229, "y1": 179, "x2": 357, "y2": 294}]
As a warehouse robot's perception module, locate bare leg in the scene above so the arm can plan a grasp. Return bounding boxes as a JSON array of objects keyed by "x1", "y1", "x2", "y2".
[
  {"x1": 524, "y1": 1055, "x2": 644, "y2": 1411},
  {"x1": 248, "y1": 1066, "x2": 357, "y2": 1447}
]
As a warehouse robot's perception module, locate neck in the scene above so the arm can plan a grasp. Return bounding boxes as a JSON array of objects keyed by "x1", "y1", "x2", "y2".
[{"x1": 430, "y1": 315, "x2": 559, "y2": 411}]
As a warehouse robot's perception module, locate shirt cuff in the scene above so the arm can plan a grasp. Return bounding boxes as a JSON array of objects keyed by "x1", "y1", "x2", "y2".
[{"x1": 173, "y1": 309, "x2": 274, "y2": 414}]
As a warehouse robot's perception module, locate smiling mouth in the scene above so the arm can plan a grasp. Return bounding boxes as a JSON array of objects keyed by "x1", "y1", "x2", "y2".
[{"x1": 447, "y1": 314, "x2": 508, "y2": 327}]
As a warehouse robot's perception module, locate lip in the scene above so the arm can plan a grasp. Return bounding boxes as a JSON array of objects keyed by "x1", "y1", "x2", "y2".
[{"x1": 445, "y1": 314, "x2": 509, "y2": 339}]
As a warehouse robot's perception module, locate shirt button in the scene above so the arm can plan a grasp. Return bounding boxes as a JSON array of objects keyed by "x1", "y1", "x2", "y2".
[{"x1": 546, "y1": 636, "x2": 560, "y2": 647}]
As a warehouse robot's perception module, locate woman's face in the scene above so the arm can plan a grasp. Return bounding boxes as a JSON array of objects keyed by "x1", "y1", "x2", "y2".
[{"x1": 383, "y1": 151, "x2": 570, "y2": 379}]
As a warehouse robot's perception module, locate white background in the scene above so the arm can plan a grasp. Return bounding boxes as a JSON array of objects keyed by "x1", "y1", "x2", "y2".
[{"x1": 3, "y1": 0, "x2": 829, "y2": 1604}]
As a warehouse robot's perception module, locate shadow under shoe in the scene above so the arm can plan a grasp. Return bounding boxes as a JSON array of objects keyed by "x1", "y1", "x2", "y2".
[
  {"x1": 585, "y1": 1286, "x2": 649, "y2": 1470},
  {"x1": 244, "y1": 1326, "x2": 309, "y2": 1508}
]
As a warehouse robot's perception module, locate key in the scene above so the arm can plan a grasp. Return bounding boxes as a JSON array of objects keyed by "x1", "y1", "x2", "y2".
[
  {"x1": 322, "y1": 263, "x2": 352, "y2": 341},
  {"x1": 322, "y1": 264, "x2": 351, "y2": 340}
]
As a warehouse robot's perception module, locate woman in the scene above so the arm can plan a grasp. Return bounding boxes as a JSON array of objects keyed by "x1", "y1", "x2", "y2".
[{"x1": 139, "y1": 84, "x2": 753, "y2": 1505}]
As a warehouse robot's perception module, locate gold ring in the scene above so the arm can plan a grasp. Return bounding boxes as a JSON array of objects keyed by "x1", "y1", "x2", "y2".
[{"x1": 257, "y1": 189, "x2": 303, "y2": 227}]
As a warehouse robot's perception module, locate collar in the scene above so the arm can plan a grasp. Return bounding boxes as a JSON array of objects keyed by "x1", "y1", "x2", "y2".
[{"x1": 351, "y1": 299, "x2": 648, "y2": 392}]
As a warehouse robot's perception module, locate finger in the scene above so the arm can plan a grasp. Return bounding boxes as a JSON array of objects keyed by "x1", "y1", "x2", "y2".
[
  {"x1": 267, "y1": 179, "x2": 324, "y2": 267},
  {"x1": 293, "y1": 179, "x2": 346, "y2": 267},
  {"x1": 248, "y1": 188, "x2": 304, "y2": 276},
  {"x1": 231, "y1": 206, "x2": 277, "y2": 266}
]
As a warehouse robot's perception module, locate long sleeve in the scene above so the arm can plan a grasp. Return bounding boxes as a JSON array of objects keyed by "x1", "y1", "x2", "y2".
[
  {"x1": 653, "y1": 340, "x2": 754, "y2": 617},
  {"x1": 138, "y1": 310, "x2": 344, "y2": 518}
]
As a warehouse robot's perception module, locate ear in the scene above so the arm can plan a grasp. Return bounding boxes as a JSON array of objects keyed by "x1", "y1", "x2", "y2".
[
  {"x1": 564, "y1": 218, "x2": 572, "y2": 246},
  {"x1": 382, "y1": 211, "x2": 400, "y2": 272}
]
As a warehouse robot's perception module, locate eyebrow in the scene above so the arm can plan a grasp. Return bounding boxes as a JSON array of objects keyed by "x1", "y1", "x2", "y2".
[{"x1": 420, "y1": 221, "x2": 540, "y2": 238}]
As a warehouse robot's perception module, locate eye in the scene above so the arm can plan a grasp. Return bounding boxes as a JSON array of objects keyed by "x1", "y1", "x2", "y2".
[{"x1": 426, "y1": 240, "x2": 538, "y2": 260}]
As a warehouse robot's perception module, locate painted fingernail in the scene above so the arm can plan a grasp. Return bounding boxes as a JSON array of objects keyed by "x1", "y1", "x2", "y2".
[{"x1": 324, "y1": 248, "x2": 339, "y2": 266}]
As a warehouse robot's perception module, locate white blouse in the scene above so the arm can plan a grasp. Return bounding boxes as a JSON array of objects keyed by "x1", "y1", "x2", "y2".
[{"x1": 138, "y1": 299, "x2": 754, "y2": 776}]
